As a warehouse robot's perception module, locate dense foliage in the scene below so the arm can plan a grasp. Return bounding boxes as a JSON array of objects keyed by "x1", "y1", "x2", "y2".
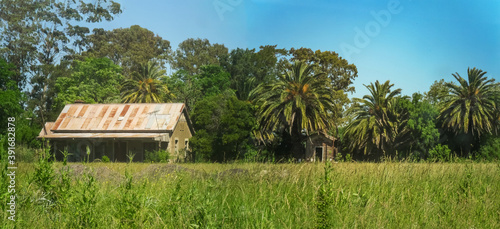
[
  {"x1": 344, "y1": 80, "x2": 410, "y2": 160},
  {"x1": 120, "y1": 61, "x2": 172, "y2": 103},
  {"x1": 0, "y1": 2, "x2": 498, "y2": 162},
  {"x1": 190, "y1": 95, "x2": 255, "y2": 162},
  {"x1": 251, "y1": 61, "x2": 337, "y2": 158},
  {"x1": 438, "y1": 68, "x2": 499, "y2": 156},
  {"x1": 55, "y1": 57, "x2": 123, "y2": 107}
]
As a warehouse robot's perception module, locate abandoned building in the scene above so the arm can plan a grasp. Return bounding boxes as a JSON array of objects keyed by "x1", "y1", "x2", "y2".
[
  {"x1": 305, "y1": 132, "x2": 336, "y2": 162},
  {"x1": 38, "y1": 103, "x2": 194, "y2": 162}
]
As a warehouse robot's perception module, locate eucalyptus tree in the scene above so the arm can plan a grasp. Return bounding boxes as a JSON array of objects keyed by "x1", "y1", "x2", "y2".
[
  {"x1": 172, "y1": 38, "x2": 228, "y2": 75},
  {"x1": 81, "y1": 25, "x2": 171, "y2": 77},
  {"x1": 121, "y1": 61, "x2": 173, "y2": 103},
  {"x1": 250, "y1": 61, "x2": 336, "y2": 158},
  {"x1": 0, "y1": 0, "x2": 121, "y2": 131}
]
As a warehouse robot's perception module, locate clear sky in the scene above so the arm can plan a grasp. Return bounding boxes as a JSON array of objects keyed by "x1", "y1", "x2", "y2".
[{"x1": 96, "y1": 0, "x2": 500, "y2": 98}]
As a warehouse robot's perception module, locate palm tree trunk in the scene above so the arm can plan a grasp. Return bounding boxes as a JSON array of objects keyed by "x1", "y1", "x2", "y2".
[{"x1": 290, "y1": 123, "x2": 304, "y2": 160}]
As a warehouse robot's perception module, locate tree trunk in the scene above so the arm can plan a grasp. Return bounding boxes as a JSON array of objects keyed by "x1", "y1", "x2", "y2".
[{"x1": 290, "y1": 123, "x2": 304, "y2": 160}]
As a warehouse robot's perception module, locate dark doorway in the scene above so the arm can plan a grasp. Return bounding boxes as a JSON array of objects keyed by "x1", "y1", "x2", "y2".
[
  {"x1": 114, "y1": 142, "x2": 127, "y2": 162},
  {"x1": 315, "y1": 147, "x2": 323, "y2": 162}
]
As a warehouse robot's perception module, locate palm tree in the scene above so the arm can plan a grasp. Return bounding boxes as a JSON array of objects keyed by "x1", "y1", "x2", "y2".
[
  {"x1": 250, "y1": 61, "x2": 336, "y2": 158},
  {"x1": 344, "y1": 80, "x2": 410, "y2": 159},
  {"x1": 438, "y1": 68, "x2": 498, "y2": 153},
  {"x1": 121, "y1": 61, "x2": 174, "y2": 103}
]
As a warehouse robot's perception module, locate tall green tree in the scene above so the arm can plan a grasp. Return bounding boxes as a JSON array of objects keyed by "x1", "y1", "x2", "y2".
[
  {"x1": 0, "y1": 58, "x2": 41, "y2": 147},
  {"x1": 81, "y1": 25, "x2": 171, "y2": 77},
  {"x1": 344, "y1": 80, "x2": 411, "y2": 159},
  {"x1": 424, "y1": 79, "x2": 455, "y2": 108},
  {"x1": 402, "y1": 93, "x2": 440, "y2": 159},
  {"x1": 438, "y1": 68, "x2": 499, "y2": 154},
  {"x1": 163, "y1": 70, "x2": 201, "y2": 112},
  {"x1": 172, "y1": 38, "x2": 228, "y2": 75},
  {"x1": 0, "y1": 0, "x2": 121, "y2": 135},
  {"x1": 221, "y1": 46, "x2": 288, "y2": 101},
  {"x1": 288, "y1": 48, "x2": 358, "y2": 92},
  {"x1": 288, "y1": 48, "x2": 357, "y2": 135},
  {"x1": 190, "y1": 95, "x2": 255, "y2": 162},
  {"x1": 194, "y1": 65, "x2": 232, "y2": 98},
  {"x1": 55, "y1": 57, "x2": 122, "y2": 107},
  {"x1": 165, "y1": 65, "x2": 232, "y2": 111},
  {"x1": 250, "y1": 61, "x2": 336, "y2": 158},
  {"x1": 0, "y1": 0, "x2": 121, "y2": 89},
  {"x1": 493, "y1": 84, "x2": 500, "y2": 135},
  {"x1": 0, "y1": 58, "x2": 23, "y2": 135},
  {"x1": 121, "y1": 61, "x2": 173, "y2": 103}
]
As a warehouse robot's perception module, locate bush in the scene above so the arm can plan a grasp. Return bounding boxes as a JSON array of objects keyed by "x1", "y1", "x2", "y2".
[
  {"x1": 244, "y1": 147, "x2": 274, "y2": 162},
  {"x1": 101, "y1": 155, "x2": 110, "y2": 163},
  {"x1": 144, "y1": 149, "x2": 169, "y2": 163},
  {"x1": 428, "y1": 144, "x2": 451, "y2": 162},
  {"x1": 476, "y1": 136, "x2": 500, "y2": 162},
  {"x1": 16, "y1": 145, "x2": 38, "y2": 162},
  {"x1": 345, "y1": 153, "x2": 352, "y2": 162}
]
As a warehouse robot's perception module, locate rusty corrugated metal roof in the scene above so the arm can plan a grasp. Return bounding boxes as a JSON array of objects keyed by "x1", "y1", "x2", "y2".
[
  {"x1": 39, "y1": 122, "x2": 55, "y2": 137},
  {"x1": 39, "y1": 132, "x2": 168, "y2": 140},
  {"x1": 51, "y1": 103, "x2": 185, "y2": 133}
]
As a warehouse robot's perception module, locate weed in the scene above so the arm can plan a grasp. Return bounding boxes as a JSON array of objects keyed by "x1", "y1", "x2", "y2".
[
  {"x1": 315, "y1": 161, "x2": 334, "y2": 229},
  {"x1": 32, "y1": 145, "x2": 56, "y2": 205},
  {"x1": 115, "y1": 171, "x2": 142, "y2": 227},
  {"x1": 71, "y1": 173, "x2": 98, "y2": 228},
  {"x1": 428, "y1": 144, "x2": 451, "y2": 162},
  {"x1": 144, "y1": 149, "x2": 169, "y2": 163},
  {"x1": 459, "y1": 163, "x2": 473, "y2": 198},
  {"x1": 86, "y1": 146, "x2": 91, "y2": 164},
  {"x1": 8, "y1": 162, "x2": 500, "y2": 228},
  {"x1": 126, "y1": 151, "x2": 136, "y2": 163}
]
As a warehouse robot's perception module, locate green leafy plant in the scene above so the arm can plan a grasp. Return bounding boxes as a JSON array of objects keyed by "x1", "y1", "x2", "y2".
[
  {"x1": 115, "y1": 171, "x2": 142, "y2": 227},
  {"x1": 144, "y1": 149, "x2": 170, "y2": 163},
  {"x1": 101, "y1": 155, "x2": 110, "y2": 163},
  {"x1": 315, "y1": 161, "x2": 334, "y2": 229},
  {"x1": 476, "y1": 135, "x2": 500, "y2": 161},
  {"x1": 428, "y1": 144, "x2": 451, "y2": 162},
  {"x1": 126, "y1": 151, "x2": 136, "y2": 163},
  {"x1": 32, "y1": 144, "x2": 56, "y2": 205},
  {"x1": 86, "y1": 146, "x2": 91, "y2": 163},
  {"x1": 70, "y1": 174, "x2": 98, "y2": 228},
  {"x1": 345, "y1": 153, "x2": 352, "y2": 162}
]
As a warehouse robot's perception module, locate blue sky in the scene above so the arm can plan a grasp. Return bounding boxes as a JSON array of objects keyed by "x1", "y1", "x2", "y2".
[{"x1": 97, "y1": 0, "x2": 500, "y2": 98}]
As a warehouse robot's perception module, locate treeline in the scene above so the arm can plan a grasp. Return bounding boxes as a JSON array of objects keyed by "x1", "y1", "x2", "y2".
[{"x1": 0, "y1": 0, "x2": 499, "y2": 162}]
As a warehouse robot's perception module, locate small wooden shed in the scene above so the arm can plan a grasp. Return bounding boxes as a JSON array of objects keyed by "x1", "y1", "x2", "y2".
[
  {"x1": 305, "y1": 132, "x2": 336, "y2": 162},
  {"x1": 38, "y1": 103, "x2": 194, "y2": 162}
]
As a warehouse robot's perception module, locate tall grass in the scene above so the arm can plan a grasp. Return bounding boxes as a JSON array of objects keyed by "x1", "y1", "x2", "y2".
[{"x1": 1, "y1": 162, "x2": 499, "y2": 228}]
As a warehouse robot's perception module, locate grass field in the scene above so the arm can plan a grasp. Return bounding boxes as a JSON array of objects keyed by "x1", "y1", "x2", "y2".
[{"x1": 2, "y1": 162, "x2": 499, "y2": 228}]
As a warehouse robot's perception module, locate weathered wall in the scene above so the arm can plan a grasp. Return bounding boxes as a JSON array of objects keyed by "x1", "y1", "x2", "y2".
[
  {"x1": 168, "y1": 112, "x2": 192, "y2": 161},
  {"x1": 305, "y1": 135, "x2": 335, "y2": 162}
]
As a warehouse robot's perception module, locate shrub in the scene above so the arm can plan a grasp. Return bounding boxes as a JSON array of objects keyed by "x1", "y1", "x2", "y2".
[
  {"x1": 32, "y1": 146, "x2": 56, "y2": 204},
  {"x1": 144, "y1": 149, "x2": 169, "y2": 163},
  {"x1": 244, "y1": 147, "x2": 274, "y2": 163},
  {"x1": 345, "y1": 153, "x2": 352, "y2": 162},
  {"x1": 101, "y1": 155, "x2": 110, "y2": 163},
  {"x1": 15, "y1": 145, "x2": 37, "y2": 162},
  {"x1": 476, "y1": 136, "x2": 500, "y2": 162},
  {"x1": 315, "y1": 161, "x2": 334, "y2": 228},
  {"x1": 428, "y1": 144, "x2": 451, "y2": 162}
]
